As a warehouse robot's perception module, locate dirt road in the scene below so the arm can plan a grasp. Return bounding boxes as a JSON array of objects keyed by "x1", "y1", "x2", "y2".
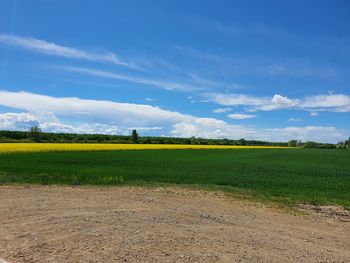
[{"x1": 0, "y1": 186, "x2": 349, "y2": 262}]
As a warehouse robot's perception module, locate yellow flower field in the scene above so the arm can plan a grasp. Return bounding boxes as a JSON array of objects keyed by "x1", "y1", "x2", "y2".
[{"x1": 0, "y1": 143, "x2": 288, "y2": 153}]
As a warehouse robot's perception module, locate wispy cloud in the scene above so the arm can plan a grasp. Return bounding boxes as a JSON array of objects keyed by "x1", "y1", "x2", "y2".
[
  {"x1": 145, "y1": 98, "x2": 158, "y2": 102},
  {"x1": 213, "y1": 107, "x2": 232, "y2": 114},
  {"x1": 174, "y1": 44, "x2": 341, "y2": 79},
  {"x1": 129, "y1": 56, "x2": 236, "y2": 92},
  {"x1": 188, "y1": 73, "x2": 244, "y2": 91},
  {"x1": 0, "y1": 34, "x2": 139, "y2": 69},
  {"x1": 227, "y1": 113, "x2": 256, "y2": 120},
  {"x1": 288, "y1": 118, "x2": 302, "y2": 122},
  {"x1": 173, "y1": 45, "x2": 223, "y2": 62},
  {"x1": 207, "y1": 93, "x2": 268, "y2": 106},
  {"x1": 58, "y1": 66, "x2": 201, "y2": 92},
  {"x1": 215, "y1": 21, "x2": 289, "y2": 39},
  {"x1": 215, "y1": 21, "x2": 350, "y2": 63}
]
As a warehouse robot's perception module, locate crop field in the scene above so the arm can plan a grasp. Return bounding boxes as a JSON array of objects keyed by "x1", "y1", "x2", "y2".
[
  {"x1": 0, "y1": 143, "x2": 286, "y2": 153},
  {"x1": 0, "y1": 146, "x2": 349, "y2": 208}
]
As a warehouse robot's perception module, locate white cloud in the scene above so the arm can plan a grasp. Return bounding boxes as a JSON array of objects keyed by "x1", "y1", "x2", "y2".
[
  {"x1": 310, "y1": 112, "x2": 319, "y2": 117},
  {"x1": 288, "y1": 118, "x2": 302, "y2": 122},
  {"x1": 259, "y1": 94, "x2": 299, "y2": 111},
  {"x1": 128, "y1": 126, "x2": 162, "y2": 131},
  {"x1": 0, "y1": 90, "x2": 187, "y2": 127},
  {"x1": 171, "y1": 118, "x2": 263, "y2": 139},
  {"x1": 0, "y1": 34, "x2": 138, "y2": 69},
  {"x1": 299, "y1": 94, "x2": 350, "y2": 112},
  {"x1": 227, "y1": 113, "x2": 256, "y2": 119},
  {"x1": 0, "y1": 90, "x2": 347, "y2": 143},
  {"x1": 171, "y1": 119, "x2": 345, "y2": 143},
  {"x1": 264, "y1": 126, "x2": 344, "y2": 143},
  {"x1": 213, "y1": 107, "x2": 232, "y2": 113},
  {"x1": 59, "y1": 66, "x2": 200, "y2": 92},
  {"x1": 0, "y1": 112, "x2": 39, "y2": 130},
  {"x1": 207, "y1": 93, "x2": 267, "y2": 106},
  {"x1": 145, "y1": 98, "x2": 158, "y2": 102},
  {"x1": 207, "y1": 93, "x2": 350, "y2": 112},
  {"x1": 39, "y1": 122, "x2": 77, "y2": 134},
  {"x1": 40, "y1": 123, "x2": 162, "y2": 135},
  {"x1": 0, "y1": 114, "x2": 162, "y2": 136},
  {"x1": 207, "y1": 93, "x2": 298, "y2": 111}
]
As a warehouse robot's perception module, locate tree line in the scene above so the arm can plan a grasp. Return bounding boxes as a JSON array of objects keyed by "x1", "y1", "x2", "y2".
[
  {"x1": 287, "y1": 139, "x2": 349, "y2": 149},
  {"x1": 0, "y1": 127, "x2": 348, "y2": 149},
  {"x1": 0, "y1": 127, "x2": 286, "y2": 146}
]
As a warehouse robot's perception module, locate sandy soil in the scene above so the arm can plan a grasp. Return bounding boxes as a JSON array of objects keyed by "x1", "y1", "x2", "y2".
[{"x1": 0, "y1": 186, "x2": 349, "y2": 263}]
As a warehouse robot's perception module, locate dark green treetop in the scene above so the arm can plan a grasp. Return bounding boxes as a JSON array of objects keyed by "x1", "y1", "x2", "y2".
[{"x1": 131, "y1": 129, "x2": 139, "y2": 143}]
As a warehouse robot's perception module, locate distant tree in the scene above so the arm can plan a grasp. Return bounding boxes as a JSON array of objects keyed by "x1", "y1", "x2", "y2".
[
  {"x1": 345, "y1": 137, "x2": 350, "y2": 149},
  {"x1": 131, "y1": 129, "x2": 139, "y2": 143},
  {"x1": 189, "y1": 136, "x2": 197, "y2": 145},
  {"x1": 336, "y1": 142, "x2": 346, "y2": 149},
  {"x1": 346, "y1": 137, "x2": 350, "y2": 145},
  {"x1": 303, "y1": 141, "x2": 317, "y2": 149},
  {"x1": 288, "y1": 140, "x2": 297, "y2": 147},
  {"x1": 238, "y1": 138, "x2": 246, "y2": 145},
  {"x1": 29, "y1": 126, "x2": 42, "y2": 142},
  {"x1": 222, "y1": 138, "x2": 229, "y2": 145}
]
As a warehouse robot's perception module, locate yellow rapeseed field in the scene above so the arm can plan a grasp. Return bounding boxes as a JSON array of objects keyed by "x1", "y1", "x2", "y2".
[{"x1": 0, "y1": 143, "x2": 288, "y2": 153}]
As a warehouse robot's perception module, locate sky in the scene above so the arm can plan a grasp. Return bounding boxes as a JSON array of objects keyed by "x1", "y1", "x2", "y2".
[{"x1": 0, "y1": 0, "x2": 349, "y2": 143}]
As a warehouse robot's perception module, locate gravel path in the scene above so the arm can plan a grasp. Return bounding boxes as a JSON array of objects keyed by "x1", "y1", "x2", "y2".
[{"x1": 0, "y1": 186, "x2": 349, "y2": 262}]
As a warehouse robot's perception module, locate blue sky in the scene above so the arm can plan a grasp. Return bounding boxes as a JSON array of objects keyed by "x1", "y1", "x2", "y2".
[{"x1": 0, "y1": 0, "x2": 349, "y2": 142}]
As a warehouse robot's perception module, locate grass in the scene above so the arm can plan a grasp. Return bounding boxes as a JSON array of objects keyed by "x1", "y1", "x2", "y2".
[{"x1": 0, "y1": 148, "x2": 349, "y2": 208}]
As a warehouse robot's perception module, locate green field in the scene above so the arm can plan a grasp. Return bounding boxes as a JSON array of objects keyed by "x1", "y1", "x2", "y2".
[{"x1": 0, "y1": 149, "x2": 349, "y2": 208}]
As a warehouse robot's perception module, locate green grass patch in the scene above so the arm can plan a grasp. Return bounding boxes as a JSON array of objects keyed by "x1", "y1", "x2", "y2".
[{"x1": 0, "y1": 149, "x2": 349, "y2": 208}]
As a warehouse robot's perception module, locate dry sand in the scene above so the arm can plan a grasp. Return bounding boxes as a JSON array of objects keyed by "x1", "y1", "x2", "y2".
[{"x1": 0, "y1": 185, "x2": 349, "y2": 262}]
